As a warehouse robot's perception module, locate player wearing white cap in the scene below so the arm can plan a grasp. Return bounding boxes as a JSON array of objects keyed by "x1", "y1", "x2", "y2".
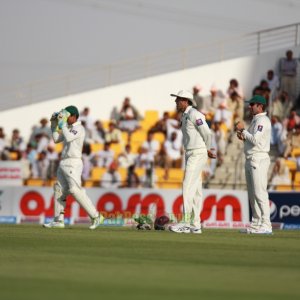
[
  {"x1": 169, "y1": 90, "x2": 216, "y2": 234},
  {"x1": 43, "y1": 105, "x2": 104, "y2": 229},
  {"x1": 235, "y1": 95, "x2": 272, "y2": 234}
]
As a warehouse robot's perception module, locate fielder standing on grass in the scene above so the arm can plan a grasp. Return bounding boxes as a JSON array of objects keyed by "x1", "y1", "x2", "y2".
[
  {"x1": 235, "y1": 95, "x2": 273, "y2": 234},
  {"x1": 43, "y1": 105, "x2": 104, "y2": 229},
  {"x1": 169, "y1": 90, "x2": 216, "y2": 234}
]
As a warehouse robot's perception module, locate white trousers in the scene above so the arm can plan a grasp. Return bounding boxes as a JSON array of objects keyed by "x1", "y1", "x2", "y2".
[
  {"x1": 182, "y1": 149, "x2": 208, "y2": 227},
  {"x1": 54, "y1": 158, "x2": 98, "y2": 221},
  {"x1": 245, "y1": 155, "x2": 271, "y2": 230}
]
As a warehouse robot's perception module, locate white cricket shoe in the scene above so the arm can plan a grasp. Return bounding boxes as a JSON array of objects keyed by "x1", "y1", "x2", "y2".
[
  {"x1": 169, "y1": 224, "x2": 190, "y2": 233},
  {"x1": 43, "y1": 220, "x2": 65, "y2": 229},
  {"x1": 89, "y1": 214, "x2": 105, "y2": 230},
  {"x1": 190, "y1": 226, "x2": 202, "y2": 234},
  {"x1": 251, "y1": 227, "x2": 273, "y2": 235}
]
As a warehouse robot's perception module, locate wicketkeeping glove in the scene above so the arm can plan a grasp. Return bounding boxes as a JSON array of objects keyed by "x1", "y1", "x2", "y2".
[
  {"x1": 50, "y1": 112, "x2": 59, "y2": 132},
  {"x1": 57, "y1": 109, "x2": 70, "y2": 129}
]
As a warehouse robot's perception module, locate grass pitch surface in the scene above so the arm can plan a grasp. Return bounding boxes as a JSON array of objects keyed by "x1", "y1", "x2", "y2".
[{"x1": 0, "y1": 225, "x2": 299, "y2": 300}]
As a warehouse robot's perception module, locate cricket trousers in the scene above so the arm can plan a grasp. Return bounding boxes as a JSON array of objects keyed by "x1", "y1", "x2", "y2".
[
  {"x1": 245, "y1": 155, "x2": 271, "y2": 230},
  {"x1": 54, "y1": 158, "x2": 98, "y2": 221},
  {"x1": 182, "y1": 149, "x2": 208, "y2": 228}
]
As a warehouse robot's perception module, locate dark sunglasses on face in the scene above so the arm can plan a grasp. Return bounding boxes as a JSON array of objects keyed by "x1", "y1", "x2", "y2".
[{"x1": 249, "y1": 103, "x2": 257, "y2": 106}]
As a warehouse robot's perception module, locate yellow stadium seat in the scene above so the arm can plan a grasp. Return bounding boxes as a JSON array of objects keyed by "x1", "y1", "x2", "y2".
[
  {"x1": 140, "y1": 120, "x2": 154, "y2": 131},
  {"x1": 292, "y1": 148, "x2": 300, "y2": 157},
  {"x1": 118, "y1": 167, "x2": 128, "y2": 183},
  {"x1": 144, "y1": 110, "x2": 159, "y2": 123},
  {"x1": 25, "y1": 178, "x2": 45, "y2": 186},
  {"x1": 9, "y1": 151, "x2": 19, "y2": 160},
  {"x1": 275, "y1": 185, "x2": 293, "y2": 191},
  {"x1": 284, "y1": 159, "x2": 297, "y2": 171},
  {"x1": 131, "y1": 130, "x2": 147, "y2": 142},
  {"x1": 110, "y1": 143, "x2": 123, "y2": 157},
  {"x1": 294, "y1": 172, "x2": 300, "y2": 183},
  {"x1": 153, "y1": 132, "x2": 165, "y2": 143},
  {"x1": 135, "y1": 167, "x2": 145, "y2": 177},
  {"x1": 55, "y1": 143, "x2": 63, "y2": 153},
  {"x1": 91, "y1": 143, "x2": 103, "y2": 153},
  {"x1": 91, "y1": 167, "x2": 106, "y2": 180}
]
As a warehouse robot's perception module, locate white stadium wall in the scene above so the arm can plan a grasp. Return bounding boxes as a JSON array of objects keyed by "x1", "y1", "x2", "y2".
[{"x1": 0, "y1": 46, "x2": 299, "y2": 141}]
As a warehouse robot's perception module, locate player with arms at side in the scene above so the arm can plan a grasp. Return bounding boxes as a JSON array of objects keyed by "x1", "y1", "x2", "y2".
[
  {"x1": 43, "y1": 105, "x2": 104, "y2": 229},
  {"x1": 169, "y1": 90, "x2": 216, "y2": 234},
  {"x1": 235, "y1": 95, "x2": 272, "y2": 234}
]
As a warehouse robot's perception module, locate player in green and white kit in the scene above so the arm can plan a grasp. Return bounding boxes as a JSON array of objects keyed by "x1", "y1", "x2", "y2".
[
  {"x1": 236, "y1": 95, "x2": 272, "y2": 234},
  {"x1": 43, "y1": 105, "x2": 104, "y2": 229}
]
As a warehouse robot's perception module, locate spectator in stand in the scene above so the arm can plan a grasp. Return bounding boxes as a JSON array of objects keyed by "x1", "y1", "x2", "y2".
[
  {"x1": 91, "y1": 142, "x2": 114, "y2": 168},
  {"x1": 227, "y1": 91, "x2": 244, "y2": 141},
  {"x1": 124, "y1": 165, "x2": 140, "y2": 188},
  {"x1": 118, "y1": 97, "x2": 142, "y2": 139},
  {"x1": 7, "y1": 129, "x2": 26, "y2": 158},
  {"x1": 25, "y1": 143, "x2": 38, "y2": 178},
  {"x1": 81, "y1": 120, "x2": 94, "y2": 145},
  {"x1": 35, "y1": 132, "x2": 50, "y2": 154},
  {"x1": 204, "y1": 84, "x2": 225, "y2": 116},
  {"x1": 279, "y1": 50, "x2": 298, "y2": 105},
  {"x1": 36, "y1": 151, "x2": 50, "y2": 181},
  {"x1": 135, "y1": 146, "x2": 155, "y2": 188},
  {"x1": 82, "y1": 143, "x2": 92, "y2": 182},
  {"x1": 118, "y1": 144, "x2": 136, "y2": 169},
  {"x1": 105, "y1": 121, "x2": 122, "y2": 145},
  {"x1": 271, "y1": 115, "x2": 285, "y2": 155},
  {"x1": 213, "y1": 101, "x2": 232, "y2": 131},
  {"x1": 91, "y1": 120, "x2": 106, "y2": 144},
  {"x1": 268, "y1": 158, "x2": 291, "y2": 190},
  {"x1": 148, "y1": 111, "x2": 170, "y2": 136},
  {"x1": 0, "y1": 127, "x2": 9, "y2": 160},
  {"x1": 283, "y1": 124, "x2": 300, "y2": 158},
  {"x1": 34, "y1": 118, "x2": 52, "y2": 140},
  {"x1": 192, "y1": 84, "x2": 204, "y2": 111},
  {"x1": 141, "y1": 132, "x2": 160, "y2": 159},
  {"x1": 166, "y1": 111, "x2": 183, "y2": 143},
  {"x1": 213, "y1": 122, "x2": 226, "y2": 167},
  {"x1": 283, "y1": 110, "x2": 300, "y2": 131},
  {"x1": 79, "y1": 107, "x2": 94, "y2": 131},
  {"x1": 226, "y1": 78, "x2": 244, "y2": 100},
  {"x1": 45, "y1": 143, "x2": 59, "y2": 179},
  {"x1": 271, "y1": 91, "x2": 291, "y2": 121},
  {"x1": 265, "y1": 69, "x2": 280, "y2": 100},
  {"x1": 100, "y1": 160, "x2": 122, "y2": 188},
  {"x1": 162, "y1": 131, "x2": 182, "y2": 179}
]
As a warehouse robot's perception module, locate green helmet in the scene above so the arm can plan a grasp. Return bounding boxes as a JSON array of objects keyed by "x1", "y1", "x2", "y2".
[{"x1": 65, "y1": 105, "x2": 79, "y2": 118}]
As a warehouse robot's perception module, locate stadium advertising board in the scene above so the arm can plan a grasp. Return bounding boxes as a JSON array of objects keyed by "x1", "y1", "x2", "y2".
[
  {"x1": 0, "y1": 161, "x2": 23, "y2": 186},
  {"x1": 269, "y1": 192, "x2": 300, "y2": 229},
  {"x1": 0, "y1": 186, "x2": 249, "y2": 228}
]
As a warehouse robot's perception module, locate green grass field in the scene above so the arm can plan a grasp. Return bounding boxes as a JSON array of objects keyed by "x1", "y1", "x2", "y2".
[{"x1": 0, "y1": 225, "x2": 299, "y2": 300}]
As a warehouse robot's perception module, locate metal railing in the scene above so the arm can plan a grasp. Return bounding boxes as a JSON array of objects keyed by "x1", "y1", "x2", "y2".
[{"x1": 0, "y1": 23, "x2": 299, "y2": 111}]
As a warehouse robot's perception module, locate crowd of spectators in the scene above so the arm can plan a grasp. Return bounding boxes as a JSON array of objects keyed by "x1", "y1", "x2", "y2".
[{"x1": 0, "y1": 49, "x2": 299, "y2": 189}]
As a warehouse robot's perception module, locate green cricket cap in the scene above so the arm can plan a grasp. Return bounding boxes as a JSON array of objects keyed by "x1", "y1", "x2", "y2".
[
  {"x1": 65, "y1": 105, "x2": 79, "y2": 117},
  {"x1": 247, "y1": 95, "x2": 267, "y2": 105}
]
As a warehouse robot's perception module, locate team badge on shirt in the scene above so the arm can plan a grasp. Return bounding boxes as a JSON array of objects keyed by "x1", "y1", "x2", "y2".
[
  {"x1": 257, "y1": 125, "x2": 263, "y2": 132},
  {"x1": 70, "y1": 129, "x2": 78, "y2": 135},
  {"x1": 196, "y1": 119, "x2": 203, "y2": 126}
]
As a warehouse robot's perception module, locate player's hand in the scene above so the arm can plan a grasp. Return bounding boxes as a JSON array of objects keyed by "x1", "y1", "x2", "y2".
[
  {"x1": 50, "y1": 112, "x2": 59, "y2": 121},
  {"x1": 237, "y1": 131, "x2": 245, "y2": 140},
  {"x1": 234, "y1": 120, "x2": 244, "y2": 131},
  {"x1": 207, "y1": 148, "x2": 217, "y2": 159}
]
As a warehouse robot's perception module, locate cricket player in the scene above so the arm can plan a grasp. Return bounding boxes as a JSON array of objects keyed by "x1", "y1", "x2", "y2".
[
  {"x1": 169, "y1": 90, "x2": 216, "y2": 234},
  {"x1": 235, "y1": 95, "x2": 272, "y2": 234},
  {"x1": 43, "y1": 105, "x2": 104, "y2": 229}
]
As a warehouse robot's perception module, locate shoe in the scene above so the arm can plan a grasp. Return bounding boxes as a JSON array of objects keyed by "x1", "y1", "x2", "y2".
[
  {"x1": 251, "y1": 227, "x2": 273, "y2": 235},
  {"x1": 169, "y1": 224, "x2": 190, "y2": 233},
  {"x1": 89, "y1": 214, "x2": 105, "y2": 230},
  {"x1": 240, "y1": 227, "x2": 257, "y2": 234},
  {"x1": 190, "y1": 226, "x2": 202, "y2": 234},
  {"x1": 43, "y1": 220, "x2": 65, "y2": 229}
]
